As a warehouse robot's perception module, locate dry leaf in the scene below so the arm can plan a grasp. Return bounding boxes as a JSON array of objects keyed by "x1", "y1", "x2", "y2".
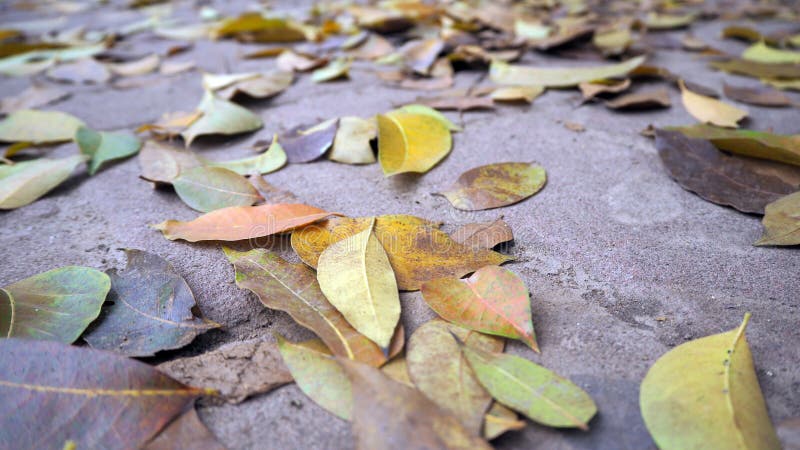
[
  {"x1": 438, "y1": 162, "x2": 546, "y2": 211},
  {"x1": 0, "y1": 84, "x2": 68, "y2": 114},
  {"x1": 484, "y1": 403, "x2": 525, "y2": 440},
  {"x1": 668, "y1": 124, "x2": 800, "y2": 167},
  {"x1": 181, "y1": 91, "x2": 263, "y2": 147},
  {"x1": 451, "y1": 218, "x2": 514, "y2": 250},
  {"x1": 490, "y1": 86, "x2": 544, "y2": 103},
  {"x1": 144, "y1": 408, "x2": 225, "y2": 450},
  {"x1": 490, "y1": 55, "x2": 645, "y2": 88},
  {"x1": 755, "y1": 191, "x2": 800, "y2": 246},
  {"x1": 605, "y1": 88, "x2": 671, "y2": 110},
  {"x1": 329, "y1": 116, "x2": 377, "y2": 164},
  {"x1": 0, "y1": 109, "x2": 84, "y2": 144},
  {"x1": 722, "y1": 83, "x2": 793, "y2": 107},
  {"x1": 415, "y1": 95, "x2": 495, "y2": 111},
  {"x1": 0, "y1": 154, "x2": 86, "y2": 209},
  {"x1": 377, "y1": 108, "x2": 452, "y2": 176},
  {"x1": 578, "y1": 78, "x2": 631, "y2": 102},
  {"x1": 280, "y1": 119, "x2": 338, "y2": 163},
  {"x1": 47, "y1": 58, "x2": 110, "y2": 84},
  {"x1": 173, "y1": 166, "x2": 262, "y2": 212},
  {"x1": 679, "y1": 79, "x2": 747, "y2": 128}
]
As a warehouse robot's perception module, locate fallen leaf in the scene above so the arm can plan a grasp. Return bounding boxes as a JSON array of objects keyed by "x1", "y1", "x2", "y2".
[
  {"x1": 47, "y1": 58, "x2": 110, "y2": 84},
  {"x1": 144, "y1": 408, "x2": 225, "y2": 450},
  {"x1": 605, "y1": 88, "x2": 671, "y2": 110},
  {"x1": 248, "y1": 174, "x2": 299, "y2": 203},
  {"x1": 461, "y1": 343, "x2": 596, "y2": 429},
  {"x1": 490, "y1": 55, "x2": 645, "y2": 88},
  {"x1": 210, "y1": 71, "x2": 294, "y2": 100},
  {"x1": 0, "y1": 109, "x2": 84, "y2": 144},
  {"x1": 564, "y1": 121, "x2": 585, "y2": 132},
  {"x1": 329, "y1": 116, "x2": 377, "y2": 164},
  {"x1": 106, "y1": 53, "x2": 160, "y2": 77},
  {"x1": 138, "y1": 140, "x2": 202, "y2": 184},
  {"x1": 644, "y1": 12, "x2": 696, "y2": 30},
  {"x1": 0, "y1": 339, "x2": 208, "y2": 449},
  {"x1": 158, "y1": 339, "x2": 292, "y2": 403},
  {"x1": 721, "y1": 25, "x2": 763, "y2": 43},
  {"x1": 668, "y1": 124, "x2": 800, "y2": 167},
  {"x1": 529, "y1": 24, "x2": 595, "y2": 50},
  {"x1": 83, "y1": 250, "x2": 218, "y2": 357},
  {"x1": 317, "y1": 217, "x2": 400, "y2": 350},
  {"x1": 280, "y1": 119, "x2": 338, "y2": 163},
  {"x1": 640, "y1": 314, "x2": 780, "y2": 449},
  {"x1": 451, "y1": 218, "x2": 514, "y2": 250},
  {"x1": 0, "y1": 266, "x2": 109, "y2": 342},
  {"x1": 291, "y1": 215, "x2": 512, "y2": 291},
  {"x1": 377, "y1": 108, "x2": 452, "y2": 176},
  {"x1": 484, "y1": 403, "x2": 526, "y2": 440},
  {"x1": 276, "y1": 335, "x2": 352, "y2": 420},
  {"x1": 214, "y1": 13, "x2": 306, "y2": 43},
  {"x1": 407, "y1": 319, "x2": 504, "y2": 434},
  {"x1": 381, "y1": 355, "x2": 413, "y2": 386},
  {"x1": 422, "y1": 265, "x2": 538, "y2": 351},
  {"x1": 755, "y1": 191, "x2": 800, "y2": 246},
  {"x1": 399, "y1": 38, "x2": 445, "y2": 75},
  {"x1": 181, "y1": 91, "x2": 263, "y2": 147},
  {"x1": 159, "y1": 60, "x2": 196, "y2": 76},
  {"x1": 416, "y1": 95, "x2": 495, "y2": 111},
  {"x1": 655, "y1": 129, "x2": 800, "y2": 214},
  {"x1": 339, "y1": 358, "x2": 493, "y2": 450},
  {"x1": 224, "y1": 248, "x2": 394, "y2": 366},
  {"x1": 710, "y1": 59, "x2": 800, "y2": 80},
  {"x1": 679, "y1": 79, "x2": 747, "y2": 128},
  {"x1": 173, "y1": 166, "x2": 262, "y2": 212},
  {"x1": 76, "y1": 126, "x2": 142, "y2": 175},
  {"x1": 139, "y1": 110, "x2": 203, "y2": 140},
  {"x1": 204, "y1": 134, "x2": 286, "y2": 175},
  {"x1": 438, "y1": 162, "x2": 546, "y2": 211},
  {"x1": 348, "y1": 33, "x2": 394, "y2": 60},
  {"x1": 722, "y1": 83, "x2": 793, "y2": 107},
  {"x1": 398, "y1": 104, "x2": 461, "y2": 131},
  {"x1": 0, "y1": 154, "x2": 86, "y2": 209},
  {"x1": 742, "y1": 41, "x2": 800, "y2": 64},
  {"x1": 311, "y1": 57, "x2": 351, "y2": 83},
  {"x1": 764, "y1": 79, "x2": 800, "y2": 92},
  {"x1": 490, "y1": 86, "x2": 544, "y2": 103},
  {"x1": 593, "y1": 26, "x2": 632, "y2": 55},
  {"x1": 0, "y1": 83, "x2": 68, "y2": 114},
  {"x1": 276, "y1": 50, "x2": 327, "y2": 72},
  {"x1": 578, "y1": 78, "x2": 631, "y2": 102}
]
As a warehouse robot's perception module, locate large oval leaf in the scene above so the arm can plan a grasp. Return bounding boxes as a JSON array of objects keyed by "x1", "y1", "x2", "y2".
[
  {"x1": 83, "y1": 250, "x2": 218, "y2": 357},
  {"x1": 0, "y1": 339, "x2": 207, "y2": 449},
  {"x1": 421, "y1": 265, "x2": 538, "y2": 351},
  {"x1": 377, "y1": 110, "x2": 452, "y2": 176},
  {"x1": 173, "y1": 166, "x2": 262, "y2": 212},
  {"x1": 0, "y1": 266, "x2": 109, "y2": 343},
  {"x1": 461, "y1": 344, "x2": 597, "y2": 430},
  {"x1": 640, "y1": 314, "x2": 780, "y2": 449},
  {"x1": 489, "y1": 55, "x2": 645, "y2": 88},
  {"x1": 317, "y1": 217, "x2": 400, "y2": 350},
  {"x1": 438, "y1": 162, "x2": 546, "y2": 211},
  {"x1": 0, "y1": 109, "x2": 84, "y2": 143},
  {"x1": 291, "y1": 215, "x2": 512, "y2": 291},
  {"x1": 0, "y1": 155, "x2": 86, "y2": 209}
]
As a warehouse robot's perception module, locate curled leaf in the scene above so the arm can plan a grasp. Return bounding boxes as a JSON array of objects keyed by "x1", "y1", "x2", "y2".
[
  {"x1": 679, "y1": 80, "x2": 747, "y2": 128},
  {"x1": 377, "y1": 108, "x2": 452, "y2": 176},
  {"x1": 490, "y1": 55, "x2": 645, "y2": 88},
  {"x1": 181, "y1": 91, "x2": 263, "y2": 147}
]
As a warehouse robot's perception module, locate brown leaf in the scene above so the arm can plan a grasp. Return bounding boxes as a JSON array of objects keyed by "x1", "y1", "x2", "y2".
[
  {"x1": 451, "y1": 218, "x2": 514, "y2": 250},
  {"x1": 711, "y1": 59, "x2": 800, "y2": 80},
  {"x1": 144, "y1": 408, "x2": 226, "y2": 450},
  {"x1": 339, "y1": 358, "x2": 493, "y2": 450},
  {"x1": 655, "y1": 129, "x2": 800, "y2": 214},
  {"x1": 605, "y1": 88, "x2": 671, "y2": 110},
  {"x1": 138, "y1": 140, "x2": 202, "y2": 184},
  {"x1": 158, "y1": 339, "x2": 292, "y2": 404},
  {"x1": 280, "y1": 119, "x2": 338, "y2": 163},
  {"x1": 400, "y1": 38, "x2": 445, "y2": 75},
  {"x1": 579, "y1": 78, "x2": 631, "y2": 102},
  {"x1": 723, "y1": 83, "x2": 793, "y2": 107},
  {"x1": 248, "y1": 174, "x2": 300, "y2": 203}
]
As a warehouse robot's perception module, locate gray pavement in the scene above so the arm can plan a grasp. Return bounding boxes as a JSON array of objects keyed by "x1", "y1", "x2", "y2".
[{"x1": 0, "y1": 2, "x2": 798, "y2": 449}]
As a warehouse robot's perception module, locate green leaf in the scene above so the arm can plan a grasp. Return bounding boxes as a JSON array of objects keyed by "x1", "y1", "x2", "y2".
[
  {"x1": 640, "y1": 314, "x2": 781, "y2": 449},
  {"x1": 406, "y1": 319, "x2": 504, "y2": 434},
  {"x1": 667, "y1": 124, "x2": 800, "y2": 167},
  {"x1": 173, "y1": 166, "x2": 262, "y2": 212},
  {"x1": 0, "y1": 109, "x2": 84, "y2": 144},
  {"x1": 0, "y1": 155, "x2": 86, "y2": 209},
  {"x1": 0, "y1": 266, "x2": 109, "y2": 343},
  {"x1": 181, "y1": 91, "x2": 263, "y2": 147},
  {"x1": 203, "y1": 134, "x2": 286, "y2": 175},
  {"x1": 311, "y1": 57, "x2": 351, "y2": 83},
  {"x1": 742, "y1": 41, "x2": 800, "y2": 64},
  {"x1": 461, "y1": 344, "x2": 597, "y2": 430},
  {"x1": 490, "y1": 55, "x2": 645, "y2": 88},
  {"x1": 83, "y1": 250, "x2": 218, "y2": 357},
  {"x1": 276, "y1": 335, "x2": 352, "y2": 420},
  {"x1": 317, "y1": 217, "x2": 401, "y2": 349},
  {"x1": 75, "y1": 126, "x2": 142, "y2": 175},
  {"x1": 755, "y1": 191, "x2": 800, "y2": 246}
]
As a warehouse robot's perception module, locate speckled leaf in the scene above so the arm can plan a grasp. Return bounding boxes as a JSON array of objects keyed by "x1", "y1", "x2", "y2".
[
  {"x1": 277, "y1": 335, "x2": 352, "y2": 420},
  {"x1": 329, "y1": 116, "x2": 377, "y2": 164},
  {"x1": 483, "y1": 403, "x2": 525, "y2": 440},
  {"x1": 173, "y1": 166, "x2": 262, "y2": 212},
  {"x1": 461, "y1": 344, "x2": 596, "y2": 429},
  {"x1": 679, "y1": 80, "x2": 747, "y2": 128},
  {"x1": 204, "y1": 134, "x2": 286, "y2": 175},
  {"x1": 0, "y1": 109, "x2": 84, "y2": 144},
  {"x1": 438, "y1": 162, "x2": 546, "y2": 211},
  {"x1": 0, "y1": 266, "x2": 109, "y2": 343},
  {"x1": 640, "y1": 314, "x2": 780, "y2": 449},
  {"x1": 280, "y1": 119, "x2": 338, "y2": 163},
  {"x1": 407, "y1": 319, "x2": 504, "y2": 433},
  {"x1": 655, "y1": 129, "x2": 800, "y2": 214},
  {"x1": 0, "y1": 84, "x2": 68, "y2": 114},
  {"x1": 0, "y1": 154, "x2": 86, "y2": 209},
  {"x1": 755, "y1": 191, "x2": 800, "y2": 246},
  {"x1": 490, "y1": 55, "x2": 645, "y2": 88},
  {"x1": 83, "y1": 250, "x2": 218, "y2": 357},
  {"x1": 223, "y1": 248, "x2": 393, "y2": 366},
  {"x1": 76, "y1": 126, "x2": 142, "y2": 175},
  {"x1": 311, "y1": 57, "x2": 351, "y2": 83},
  {"x1": 339, "y1": 358, "x2": 493, "y2": 450},
  {"x1": 421, "y1": 265, "x2": 538, "y2": 351},
  {"x1": 153, "y1": 203, "x2": 336, "y2": 242},
  {"x1": 144, "y1": 408, "x2": 225, "y2": 450},
  {"x1": 377, "y1": 109, "x2": 452, "y2": 176},
  {"x1": 451, "y1": 219, "x2": 514, "y2": 250},
  {"x1": 742, "y1": 42, "x2": 800, "y2": 64},
  {"x1": 181, "y1": 91, "x2": 263, "y2": 147},
  {"x1": 668, "y1": 124, "x2": 800, "y2": 167},
  {"x1": 291, "y1": 215, "x2": 513, "y2": 291},
  {"x1": 723, "y1": 83, "x2": 793, "y2": 107},
  {"x1": 0, "y1": 339, "x2": 207, "y2": 450},
  {"x1": 138, "y1": 140, "x2": 202, "y2": 184},
  {"x1": 317, "y1": 217, "x2": 401, "y2": 350},
  {"x1": 158, "y1": 338, "x2": 292, "y2": 403}
]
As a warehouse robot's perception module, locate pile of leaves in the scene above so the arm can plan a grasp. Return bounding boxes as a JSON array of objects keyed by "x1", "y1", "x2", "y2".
[{"x1": 0, "y1": 0, "x2": 799, "y2": 448}]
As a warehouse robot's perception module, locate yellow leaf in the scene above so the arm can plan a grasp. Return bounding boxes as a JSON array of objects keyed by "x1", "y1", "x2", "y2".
[
  {"x1": 377, "y1": 109, "x2": 451, "y2": 176},
  {"x1": 679, "y1": 80, "x2": 747, "y2": 128},
  {"x1": 316, "y1": 217, "x2": 400, "y2": 349}
]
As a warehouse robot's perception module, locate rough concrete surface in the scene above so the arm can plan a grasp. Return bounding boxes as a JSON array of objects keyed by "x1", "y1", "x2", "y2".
[{"x1": 1, "y1": 2, "x2": 798, "y2": 449}]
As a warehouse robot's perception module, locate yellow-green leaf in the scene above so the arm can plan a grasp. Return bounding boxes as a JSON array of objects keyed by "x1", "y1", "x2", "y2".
[
  {"x1": 667, "y1": 124, "x2": 800, "y2": 167},
  {"x1": 317, "y1": 217, "x2": 400, "y2": 349},
  {"x1": 203, "y1": 134, "x2": 286, "y2": 175},
  {"x1": 398, "y1": 104, "x2": 460, "y2": 131},
  {"x1": 311, "y1": 57, "x2": 351, "y2": 83},
  {"x1": 0, "y1": 155, "x2": 86, "y2": 209},
  {"x1": 490, "y1": 55, "x2": 645, "y2": 88},
  {"x1": 329, "y1": 116, "x2": 377, "y2": 165},
  {"x1": 742, "y1": 41, "x2": 800, "y2": 65},
  {"x1": 640, "y1": 314, "x2": 780, "y2": 449},
  {"x1": 181, "y1": 91, "x2": 263, "y2": 147},
  {"x1": 172, "y1": 166, "x2": 262, "y2": 212},
  {"x1": 377, "y1": 109, "x2": 452, "y2": 176},
  {"x1": 438, "y1": 162, "x2": 546, "y2": 211},
  {"x1": 0, "y1": 109, "x2": 84, "y2": 144},
  {"x1": 755, "y1": 191, "x2": 800, "y2": 246},
  {"x1": 679, "y1": 80, "x2": 747, "y2": 128}
]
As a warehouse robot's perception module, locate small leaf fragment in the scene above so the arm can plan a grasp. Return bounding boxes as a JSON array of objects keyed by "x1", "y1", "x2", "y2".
[
  {"x1": 742, "y1": 41, "x2": 800, "y2": 64},
  {"x1": 723, "y1": 83, "x2": 792, "y2": 107},
  {"x1": 0, "y1": 84, "x2": 68, "y2": 114},
  {"x1": 484, "y1": 403, "x2": 526, "y2": 440},
  {"x1": 329, "y1": 116, "x2": 377, "y2": 164},
  {"x1": 144, "y1": 408, "x2": 225, "y2": 450},
  {"x1": 204, "y1": 134, "x2": 286, "y2": 175}
]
